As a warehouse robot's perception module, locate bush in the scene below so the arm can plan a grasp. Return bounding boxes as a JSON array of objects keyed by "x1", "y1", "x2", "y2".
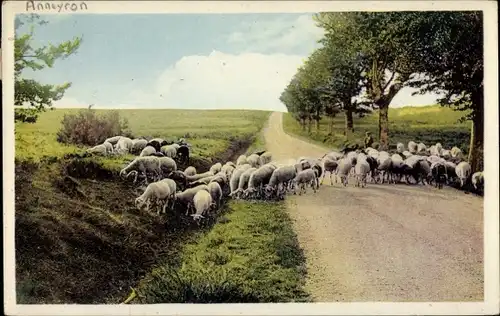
[{"x1": 56, "y1": 109, "x2": 132, "y2": 146}]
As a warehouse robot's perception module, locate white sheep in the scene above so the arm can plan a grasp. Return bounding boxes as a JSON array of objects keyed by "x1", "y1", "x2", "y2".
[
  {"x1": 427, "y1": 155, "x2": 445, "y2": 165},
  {"x1": 105, "y1": 135, "x2": 122, "y2": 145},
  {"x1": 450, "y1": 146, "x2": 464, "y2": 159},
  {"x1": 471, "y1": 171, "x2": 484, "y2": 191},
  {"x1": 293, "y1": 168, "x2": 318, "y2": 195},
  {"x1": 429, "y1": 145, "x2": 440, "y2": 157},
  {"x1": 232, "y1": 167, "x2": 257, "y2": 198},
  {"x1": 354, "y1": 160, "x2": 371, "y2": 188},
  {"x1": 244, "y1": 164, "x2": 275, "y2": 199},
  {"x1": 103, "y1": 141, "x2": 114, "y2": 154},
  {"x1": 246, "y1": 154, "x2": 261, "y2": 168},
  {"x1": 158, "y1": 178, "x2": 177, "y2": 211},
  {"x1": 336, "y1": 158, "x2": 353, "y2": 187},
  {"x1": 115, "y1": 137, "x2": 133, "y2": 154},
  {"x1": 186, "y1": 171, "x2": 215, "y2": 182},
  {"x1": 455, "y1": 161, "x2": 472, "y2": 188},
  {"x1": 236, "y1": 155, "x2": 248, "y2": 166},
  {"x1": 417, "y1": 142, "x2": 427, "y2": 154},
  {"x1": 325, "y1": 151, "x2": 343, "y2": 161},
  {"x1": 376, "y1": 155, "x2": 393, "y2": 184},
  {"x1": 264, "y1": 165, "x2": 297, "y2": 198},
  {"x1": 396, "y1": 143, "x2": 405, "y2": 153},
  {"x1": 158, "y1": 156, "x2": 177, "y2": 177},
  {"x1": 207, "y1": 181, "x2": 223, "y2": 211},
  {"x1": 184, "y1": 166, "x2": 197, "y2": 176},
  {"x1": 191, "y1": 189, "x2": 214, "y2": 222},
  {"x1": 367, "y1": 149, "x2": 379, "y2": 160},
  {"x1": 435, "y1": 143, "x2": 443, "y2": 155},
  {"x1": 87, "y1": 144, "x2": 108, "y2": 156},
  {"x1": 135, "y1": 181, "x2": 172, "y2": 215},
  {"x1": 160, "y1": 145, "x2": 177, "y2": 158},
  {"x1": 175, "y1": 184, "x2": 209, "y2": 216},
  {"x1": 408, "y1": 141, "x2": 418, "y2": 154},
  {"x1": 131, "y1": 139, "x2": 148, "y2": 154},
  {"x1": 220, "y1": 164, "x2": 235, "y2": 179},
  {"x1": 402, "y1": 151, "x2": 413, "y2": 159},
  {"x1": 346, "y1": 151, "x2": 358, "y2": 165},
  {"x1": 210, "y1": 173, "x2": 228, "y2": 190},
  {"x1": 170, "y1": 143, "x2": 181, "y2": 150},
  {"x1": 189, "y1": 175, "x2": 218, "y2": 187},
  {"x1": 259, "y1": 151, "x2": 273, "y2": 166},
  {"x1": 229, "y1": 165, "x2": 252, "y2": 196},
  {"x1": 320, "y1": 156, "x2": 338, "y2": 185},
  {"x1": 140, "y1": 145, "x2": 157, "y2": 157},
  {"x1": 209, "y1": 162, "x2": 222, "y2": 174},
  {"x1": 120, "y1": 156, "x2": 161, "y2": 184},
  {"x1": 441, "y1": 149, "x2": 451, "y2": 160}
]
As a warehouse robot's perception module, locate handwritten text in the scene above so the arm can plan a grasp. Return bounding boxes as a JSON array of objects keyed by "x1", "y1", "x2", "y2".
[{"x1": 26, "y1": 1, "x2": 88, "y2": 12}]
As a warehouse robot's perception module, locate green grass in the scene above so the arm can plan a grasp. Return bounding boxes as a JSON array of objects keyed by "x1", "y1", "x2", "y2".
[
  {"x1": 283, "y1": 105, "x2": 472, "y2": 153},
  {"x1": 15, "y1": 108, "x2": 271, "y2": 163},
  {"x1": 134, "y1": 200, "x2": 310, "y2": 303}
]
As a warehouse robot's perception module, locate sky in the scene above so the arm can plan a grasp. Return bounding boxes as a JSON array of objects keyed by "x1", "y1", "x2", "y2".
[{"x1": 16, "y1": 13, "x2": 440, "y2": 112}]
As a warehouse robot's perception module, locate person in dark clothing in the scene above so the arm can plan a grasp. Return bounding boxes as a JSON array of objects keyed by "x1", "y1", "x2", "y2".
[{"x1": 364, "y1": 131, "x2": 374, "y2": 149}]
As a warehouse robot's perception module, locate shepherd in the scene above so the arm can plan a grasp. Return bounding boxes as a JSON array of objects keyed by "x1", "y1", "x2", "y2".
[{"x1": 364, "y1": 131, "x2": 374, "y2": 149}]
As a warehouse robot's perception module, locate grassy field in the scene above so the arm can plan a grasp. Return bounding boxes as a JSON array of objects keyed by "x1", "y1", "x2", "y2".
[
  {"x1": 14, "y1": 108, "x2": 279, "y2": 304},
  {"x1": 283, "y1": 105, "x2": 472, "y2": 153},
  {"x1": 15, "y1": 108, "x2": 271, "y2": 164}
]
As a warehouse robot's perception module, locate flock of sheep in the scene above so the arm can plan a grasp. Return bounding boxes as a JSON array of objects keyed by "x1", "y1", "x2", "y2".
[
  {"x1": 319, "y1": 140, "x2": 485, "y2": 192},
  {"x1": 85, "y1": 135, "x2": 484, "y2": 224},
  {"x1": 87, "y1": 135, "x2": 190, "y2": 164}
]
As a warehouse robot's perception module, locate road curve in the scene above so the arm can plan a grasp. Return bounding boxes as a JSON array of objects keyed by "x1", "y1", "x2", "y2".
[{"x1": 263, "y1": 111, "x2": 483, "y2": 302}]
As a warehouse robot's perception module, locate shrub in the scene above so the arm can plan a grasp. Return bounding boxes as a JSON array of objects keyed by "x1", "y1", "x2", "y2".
[{"x1": 56, "y1": 109, "x2": 132, "y2": 146}]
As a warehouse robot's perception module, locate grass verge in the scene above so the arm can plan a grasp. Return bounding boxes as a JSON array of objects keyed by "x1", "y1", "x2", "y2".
[{"x1": 134, "y1": 200, "x2": 310, "y2": 303}]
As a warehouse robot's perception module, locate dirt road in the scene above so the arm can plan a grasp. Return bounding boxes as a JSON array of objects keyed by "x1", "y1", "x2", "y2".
[{"x1": 263, "y1": 111, "x2": 484, "y2": 302}]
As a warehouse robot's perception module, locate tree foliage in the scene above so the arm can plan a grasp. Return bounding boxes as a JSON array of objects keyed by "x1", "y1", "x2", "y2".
[
  {"x1": 280, "y1": 11, "x2": 484, "y2": 170},
  {"x1": 14, "y1": 14, "x2": 82, "y2": 123}
]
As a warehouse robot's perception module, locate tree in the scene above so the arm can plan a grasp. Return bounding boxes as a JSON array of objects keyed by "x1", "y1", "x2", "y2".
[
  {"x1": 315, "y1": 12, "x2": 416, "y2": 150},
  {"x1": 280, "y1": 78, "x2": 309, "y2": 130},
  {"x1": 404, "y1": 12, "x2": 484, "y2": 172},
  {"x1": 314, "y1": 18, "x2": 370, "y2": 137},
  {"x1": 14, "y1": 14, "x2": 82, "y2": 123}
]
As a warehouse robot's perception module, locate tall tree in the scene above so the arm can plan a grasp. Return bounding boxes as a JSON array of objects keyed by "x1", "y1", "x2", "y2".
[
  {"x1": 14, "y1": 14, "x2": 82, "y2": 123},
  {"x1": 315, "y1": 12, "x2": 415, "y2": 150},
  {"x1": 296, "y1": 49, "x2": 330, "y2": 132},
  {"x1": 404, "y1": 11, "x2": 484, "y2": 172},
  {"x1": 315, "y1": 17, "x2": 369, "y2": 137}
]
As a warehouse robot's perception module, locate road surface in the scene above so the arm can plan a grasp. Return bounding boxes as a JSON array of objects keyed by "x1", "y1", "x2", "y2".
[{"x1": 262, "y1": 112, "x2": 483, "y2": 302}]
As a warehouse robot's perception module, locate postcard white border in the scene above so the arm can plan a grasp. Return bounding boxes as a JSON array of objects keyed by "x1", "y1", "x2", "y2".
[{"x1": 3, "y1": 1, "x2": 499, "y2": 315}]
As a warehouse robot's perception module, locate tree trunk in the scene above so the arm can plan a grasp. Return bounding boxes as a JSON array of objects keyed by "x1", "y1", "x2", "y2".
[
  {"x1": 307, "y1": 118, "x2": 312, "y2": 133},
  {"x1": 329, "y1": 116, "x2": 334, "y2": 134},
  {"x1": 315, "y1": 119, "x2": 320, "y2": 131},
  {"x1": 378, "y1": 105, "x2": 389, "y2": 151},
  {"x1": 373, "y1": 82, "x2": 403, "y2": 151},
  {"x1": 468, "y1": 92, "x2": 484, "y2": 173},
  {"x1": 300, "y1": 118, "x2": 305, "y2": 131},
  {"x1": 344, "y1": 108, "x2": 354, "y2": 136}
]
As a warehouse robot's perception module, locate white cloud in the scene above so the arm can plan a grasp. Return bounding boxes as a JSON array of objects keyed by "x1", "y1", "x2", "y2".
[
  {"x1": 227, "y1": 14, "x2": 324, "y2": 54},
  {"x1": 52, "y1": 97, "x2": 89, "y2": 108},
  {"x1": 390, "y1": 87, "x2": 440, "y2": 108},
  {"x1": 122, "y1": 50, "x2": 305, "y2": 112}
]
